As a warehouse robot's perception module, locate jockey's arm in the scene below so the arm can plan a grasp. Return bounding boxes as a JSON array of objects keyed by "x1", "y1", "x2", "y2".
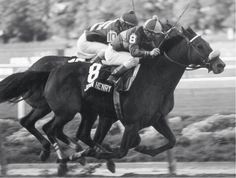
[
  {"x1": 86, "y1": 30, "x2": 108, "y2": 44},
  {"x1": 128, "y1": 27, "x2": 155, "y2": 58},
  {"x1": 129, "y1": 43, "x2": 150, "y2": 57}
]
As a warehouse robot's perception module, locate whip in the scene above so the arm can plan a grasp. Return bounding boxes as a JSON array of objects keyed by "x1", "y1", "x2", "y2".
[
  {"x1": 131, "y1": 0, "x2": 135, "y2": 12},
  {"x1": 158, "y1": 1, "x2": 191, "y2": 48}
]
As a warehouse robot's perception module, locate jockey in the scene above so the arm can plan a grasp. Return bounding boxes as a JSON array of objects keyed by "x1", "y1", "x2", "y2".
[
  {"x1": 104, "y1": 15, "x2": 164, "y2": 84},
  {"x1": 76, "y1": 11, "x2": 138, "y2": 62}
]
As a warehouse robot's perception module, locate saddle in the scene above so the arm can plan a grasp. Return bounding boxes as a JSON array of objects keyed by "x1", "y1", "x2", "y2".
[{"x1": 84, "y1": 63, "x2": 140, "y2": 93}]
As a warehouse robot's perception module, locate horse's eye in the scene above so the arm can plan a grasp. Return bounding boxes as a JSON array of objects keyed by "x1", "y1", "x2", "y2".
[{"x1": 197, "y1": 44, "x2": 203, "y2": 49}]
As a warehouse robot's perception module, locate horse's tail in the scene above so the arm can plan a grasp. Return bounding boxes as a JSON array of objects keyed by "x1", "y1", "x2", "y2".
[
  {"x1": 0, "y1": 71, "x2": 50, "y2": 103},
  {"x1": 66, "y1": 56, "x2": 78, "y2": 63},
  {"x1": 67, "y1": 56, "x2": 78, "y2": 60}
]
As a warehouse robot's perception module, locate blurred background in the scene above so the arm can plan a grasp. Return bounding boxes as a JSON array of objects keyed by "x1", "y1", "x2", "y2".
[{"x1": 0, "y1": 0, "x2": 235, "y2": 174}]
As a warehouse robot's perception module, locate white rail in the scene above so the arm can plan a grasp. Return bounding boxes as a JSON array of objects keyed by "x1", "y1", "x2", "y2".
[
  {"x1": 0, "y1": 59, "x2": 235, "y2": 118},
  {"x1": 0, "y1": 58, "x2": 235, "y2": 176},
  {"x1": 0, "y1": 65, "x2": 30, "y2": 119}
]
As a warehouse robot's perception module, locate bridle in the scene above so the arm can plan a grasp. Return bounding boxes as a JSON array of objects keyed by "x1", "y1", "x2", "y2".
[{"x1": 163, "y1": 30, "x2": 212, "y2": 71}]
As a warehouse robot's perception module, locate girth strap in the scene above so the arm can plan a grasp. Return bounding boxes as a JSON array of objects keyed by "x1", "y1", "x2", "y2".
[{"x1": 113, "y1": 86, "x2": 124, "y2": 120}]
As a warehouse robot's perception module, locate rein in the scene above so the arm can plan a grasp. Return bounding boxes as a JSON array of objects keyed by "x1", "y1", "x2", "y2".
[
  {"x1": 162, "y1": 32, "x2": 210, "y2": 71},
  {"x1": 163, "y1": 52, "x2": 202, "y2": 70}
]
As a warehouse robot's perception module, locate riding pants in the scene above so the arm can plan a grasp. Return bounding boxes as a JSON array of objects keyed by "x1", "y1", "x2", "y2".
[
  {"x1": 76, "y1": 32, "x2": 108, "y2": 59},
  {"x1": 103, "y1": 44, "x2": 140, "y2": 69}
]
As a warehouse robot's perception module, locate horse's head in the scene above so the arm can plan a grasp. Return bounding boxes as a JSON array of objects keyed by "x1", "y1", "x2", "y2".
[{"x1": 181, "y1": 27, "x2": 225, "y2": 74}]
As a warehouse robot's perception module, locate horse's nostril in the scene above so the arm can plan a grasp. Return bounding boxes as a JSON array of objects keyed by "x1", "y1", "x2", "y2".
[{"x1": 217, "y1": 63, "x2": 225, "y2": 68}]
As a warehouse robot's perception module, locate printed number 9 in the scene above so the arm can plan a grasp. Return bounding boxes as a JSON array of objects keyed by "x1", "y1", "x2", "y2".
[
  {"x1": 129, "y1": 34, "x2": 136, "y2": 44},
  {"x1": 87, "y1": 63, "x2": 102, "y2": 83}
]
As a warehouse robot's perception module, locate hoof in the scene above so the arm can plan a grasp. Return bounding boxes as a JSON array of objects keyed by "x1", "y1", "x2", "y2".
[
  {"x1": 39, "y1": 150, "x2": 50, "y2": 162},
  {"x1": 135, "y1": 146, "x2": 155, "y2": 156},
  {"x1": 57, "y1": 162, "x2": 68, "y2": 177},
  {"x1": 134, "y1": 145, "x2": 146, "y2": 153},
  {"x1": 81, "y1": 163, "x2": 102, "y2": 175},
  {"x1": 101, "y1": 143, "x2": 113, "y2": 152},
  {"x1": 83, "y1": 147, "x2": 96, "y2": 157},
  {"x1": 78, "y1": 156, "x2": 87, "y2": 166},
  {"x1": 75, "y1": 144, "x2": 83, "y2": 152},
  {"x1": 106, "y1": 159, "x2": 116, "y2": 173}
]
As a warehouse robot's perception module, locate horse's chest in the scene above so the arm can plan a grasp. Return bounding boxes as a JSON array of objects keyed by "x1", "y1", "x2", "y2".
[{"x1": 122, "y1": 86, "x2": 164, "y2": 123}]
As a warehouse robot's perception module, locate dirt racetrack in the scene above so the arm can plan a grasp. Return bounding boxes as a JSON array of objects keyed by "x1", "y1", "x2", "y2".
[
  {"x1": 1, "y1": 176, "x2": 236, "y2": 178},
  {"x1": 1, "y1": 162, "x2": 235, "y2": 178}
]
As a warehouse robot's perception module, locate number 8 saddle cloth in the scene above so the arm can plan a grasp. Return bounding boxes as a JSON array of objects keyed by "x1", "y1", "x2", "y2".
[{"x1": 84, "y1": 62, "x2": 140, "y2": 93}]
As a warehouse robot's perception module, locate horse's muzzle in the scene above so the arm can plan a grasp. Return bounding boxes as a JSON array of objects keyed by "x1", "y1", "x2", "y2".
[{"x1": 208, "y1": 50, "x2": 225, "y2": 74}]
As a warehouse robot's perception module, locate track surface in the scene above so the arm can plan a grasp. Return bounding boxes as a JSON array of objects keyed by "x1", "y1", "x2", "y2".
[{"x1": 1, "y1": 162, "x2": 235, "y2": 177}]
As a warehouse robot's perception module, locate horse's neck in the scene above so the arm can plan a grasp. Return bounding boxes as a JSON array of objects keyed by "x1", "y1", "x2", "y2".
[
  {"x1": 158, "y1": 40, "x2": 189, "y2": 89},
  {"x1": 151, "y1": 58, "x2": 185, "y2": 91},
  {"x1": 140, "y1": 44, "x2": 188, "y2": 93}
]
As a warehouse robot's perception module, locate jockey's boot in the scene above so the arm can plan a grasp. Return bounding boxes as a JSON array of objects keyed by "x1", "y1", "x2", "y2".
[
  {"x1": 91, "y1": 55, "x2": 103, "y2": 63},
  {"x1": 91, "y1": 51, "x2": 105, "y2": 63},
  {"x1": 107, "y1": 65, "x2": 128, "y2": 84}
]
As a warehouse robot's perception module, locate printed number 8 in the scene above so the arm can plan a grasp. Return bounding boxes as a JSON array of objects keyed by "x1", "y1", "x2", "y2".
[
  {"x1": 129, "y1": 34, "x2": 136, "y2": 44},
  {"x1": 87, "y1": 63, "x2": 102, "y2": 83}
]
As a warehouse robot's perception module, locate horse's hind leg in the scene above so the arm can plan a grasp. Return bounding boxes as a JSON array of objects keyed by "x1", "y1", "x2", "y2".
[
  {"x1": 51, "y1": 115, "x2": 86, "y2": 165},
  {"x1": 135, "y1": 115, "x2": 176, "y2": 156},
  {"x1": 42, "y1": 114, "x2": 71, "y2": 159},
  {"x1": 43, "y1": 114, "x2": 82, "y2": 152},
  {"x1": 42, "y1": 114, "x2": 73, "y2": 176},
  {"x1": 19, "y1": 108, "x2": 51, "y2": 161}
]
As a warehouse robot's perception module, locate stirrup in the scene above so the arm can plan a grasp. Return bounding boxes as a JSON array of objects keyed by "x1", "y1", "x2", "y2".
[{"x1": 107, "y1": 75, "x2": 119, "y2": 85}]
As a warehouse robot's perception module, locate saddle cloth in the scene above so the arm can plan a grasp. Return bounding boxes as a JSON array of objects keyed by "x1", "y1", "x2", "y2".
[{"x1": 84, "y1": 63, "x2": 140, "y2": 93}]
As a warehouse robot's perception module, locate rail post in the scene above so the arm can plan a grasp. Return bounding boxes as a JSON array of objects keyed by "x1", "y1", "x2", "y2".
[
  {"x1": 0, "y1": 125, "x2": 7, "y2": 176},
  {"x1": 167, "y1": 149, "x2": 176, "y2": 175},
  {"x1": 166, "y1": 118, "x2": 177, "y2": 175}
]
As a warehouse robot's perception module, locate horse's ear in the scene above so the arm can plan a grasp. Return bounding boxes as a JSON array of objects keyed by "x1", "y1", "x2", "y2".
[
  {"x1": 181, "y1": 27, "x2": 188, "y2": 35},
  {"x1": 186, "y1": 27, "x2": 197, "y2": 35}
]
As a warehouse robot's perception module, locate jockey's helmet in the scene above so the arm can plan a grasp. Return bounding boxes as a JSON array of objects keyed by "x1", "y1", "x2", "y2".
[
  {"x1": 144, "y1": 15, "x2": 163, "y2": 34},
  {"x1": 120, "y1": 11, "x2": 138, "y2": 27}
]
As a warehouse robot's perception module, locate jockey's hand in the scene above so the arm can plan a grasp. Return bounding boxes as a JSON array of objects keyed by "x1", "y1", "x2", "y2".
[{"x1": 150, "y1": 48, "x2": 160, "y2": 57}]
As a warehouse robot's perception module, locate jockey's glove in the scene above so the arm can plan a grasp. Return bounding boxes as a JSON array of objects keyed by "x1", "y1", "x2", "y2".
[{"x1": 150, "y1": 48, "x2": 160, "y2": 57}]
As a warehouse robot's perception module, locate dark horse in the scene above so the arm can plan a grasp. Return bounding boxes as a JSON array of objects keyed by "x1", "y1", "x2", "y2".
[
  {"x1": 0, "y1": 56, "x2": 82, "y2": 160},
  {"x1": 0, "y1": 55, "x2": 116, "y2": 175},
  {"x1": 0, "y1": 26, "x2": 225, "y2": 175},
  {"x1": 42, "y1": 26, "x2": 225, "y2": 164}
]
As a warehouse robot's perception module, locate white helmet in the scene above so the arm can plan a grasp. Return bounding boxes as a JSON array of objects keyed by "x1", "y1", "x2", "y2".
[{"x1": 144, "y1": 15, "x2": 162, "y2": 33}]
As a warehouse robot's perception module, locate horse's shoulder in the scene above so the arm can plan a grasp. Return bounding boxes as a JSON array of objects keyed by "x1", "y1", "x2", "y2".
[{"x1": 161, "y1": 93, "x2": 174, "y2": 115}]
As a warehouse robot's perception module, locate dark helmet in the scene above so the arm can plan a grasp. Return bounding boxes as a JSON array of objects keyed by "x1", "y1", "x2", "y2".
[{"x1": 120, "y1": 11, "x2": 138, "y2": 26}]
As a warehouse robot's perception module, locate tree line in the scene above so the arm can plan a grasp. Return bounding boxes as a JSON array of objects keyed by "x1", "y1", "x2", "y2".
[{"x1": 0, "y1": 0, "x2": 234, "y2": 43}]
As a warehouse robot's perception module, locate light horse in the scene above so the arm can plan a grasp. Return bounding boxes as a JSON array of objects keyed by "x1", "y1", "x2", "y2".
[{"x1": 41, "y1": 26, "x2": 225, "y2": 174}]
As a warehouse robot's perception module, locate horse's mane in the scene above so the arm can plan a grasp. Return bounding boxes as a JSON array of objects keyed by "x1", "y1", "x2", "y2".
[
  {"x1": 160, "y1": 21, "x2": 185, "y2": 52},
  {"x1": 140, "y1": 21, "x2": 185, "y2": 64},
  {"x1": 160, "y1": 35, "x2": 184, "y2": 52}
]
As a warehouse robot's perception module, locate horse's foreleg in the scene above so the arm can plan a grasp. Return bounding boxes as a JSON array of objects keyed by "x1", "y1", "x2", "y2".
[
  {"x1": 68, "y1": 110, "x2": 98, "y2": 162},
  {"x1": 93, "y1": 116, "x2": 115, "y2": 150},
  {"x1": 93, "y1": 116, "x2": 116, "y2": 173},
  {"x1": 135, "y1": 116, "x2": 176, "y2": 156},
  {"x1": 88, "y1": 122, "x2": 140, "y2": 160},
  {"x1": 75, "y1": 110, "x2": 97, "y2": 148},
  {"x1": 57, "y1": 131, "x2": 83, "y2": 152},
  {"x1": 20, "y1": 108, "x2": 51, "y2": 161}
]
